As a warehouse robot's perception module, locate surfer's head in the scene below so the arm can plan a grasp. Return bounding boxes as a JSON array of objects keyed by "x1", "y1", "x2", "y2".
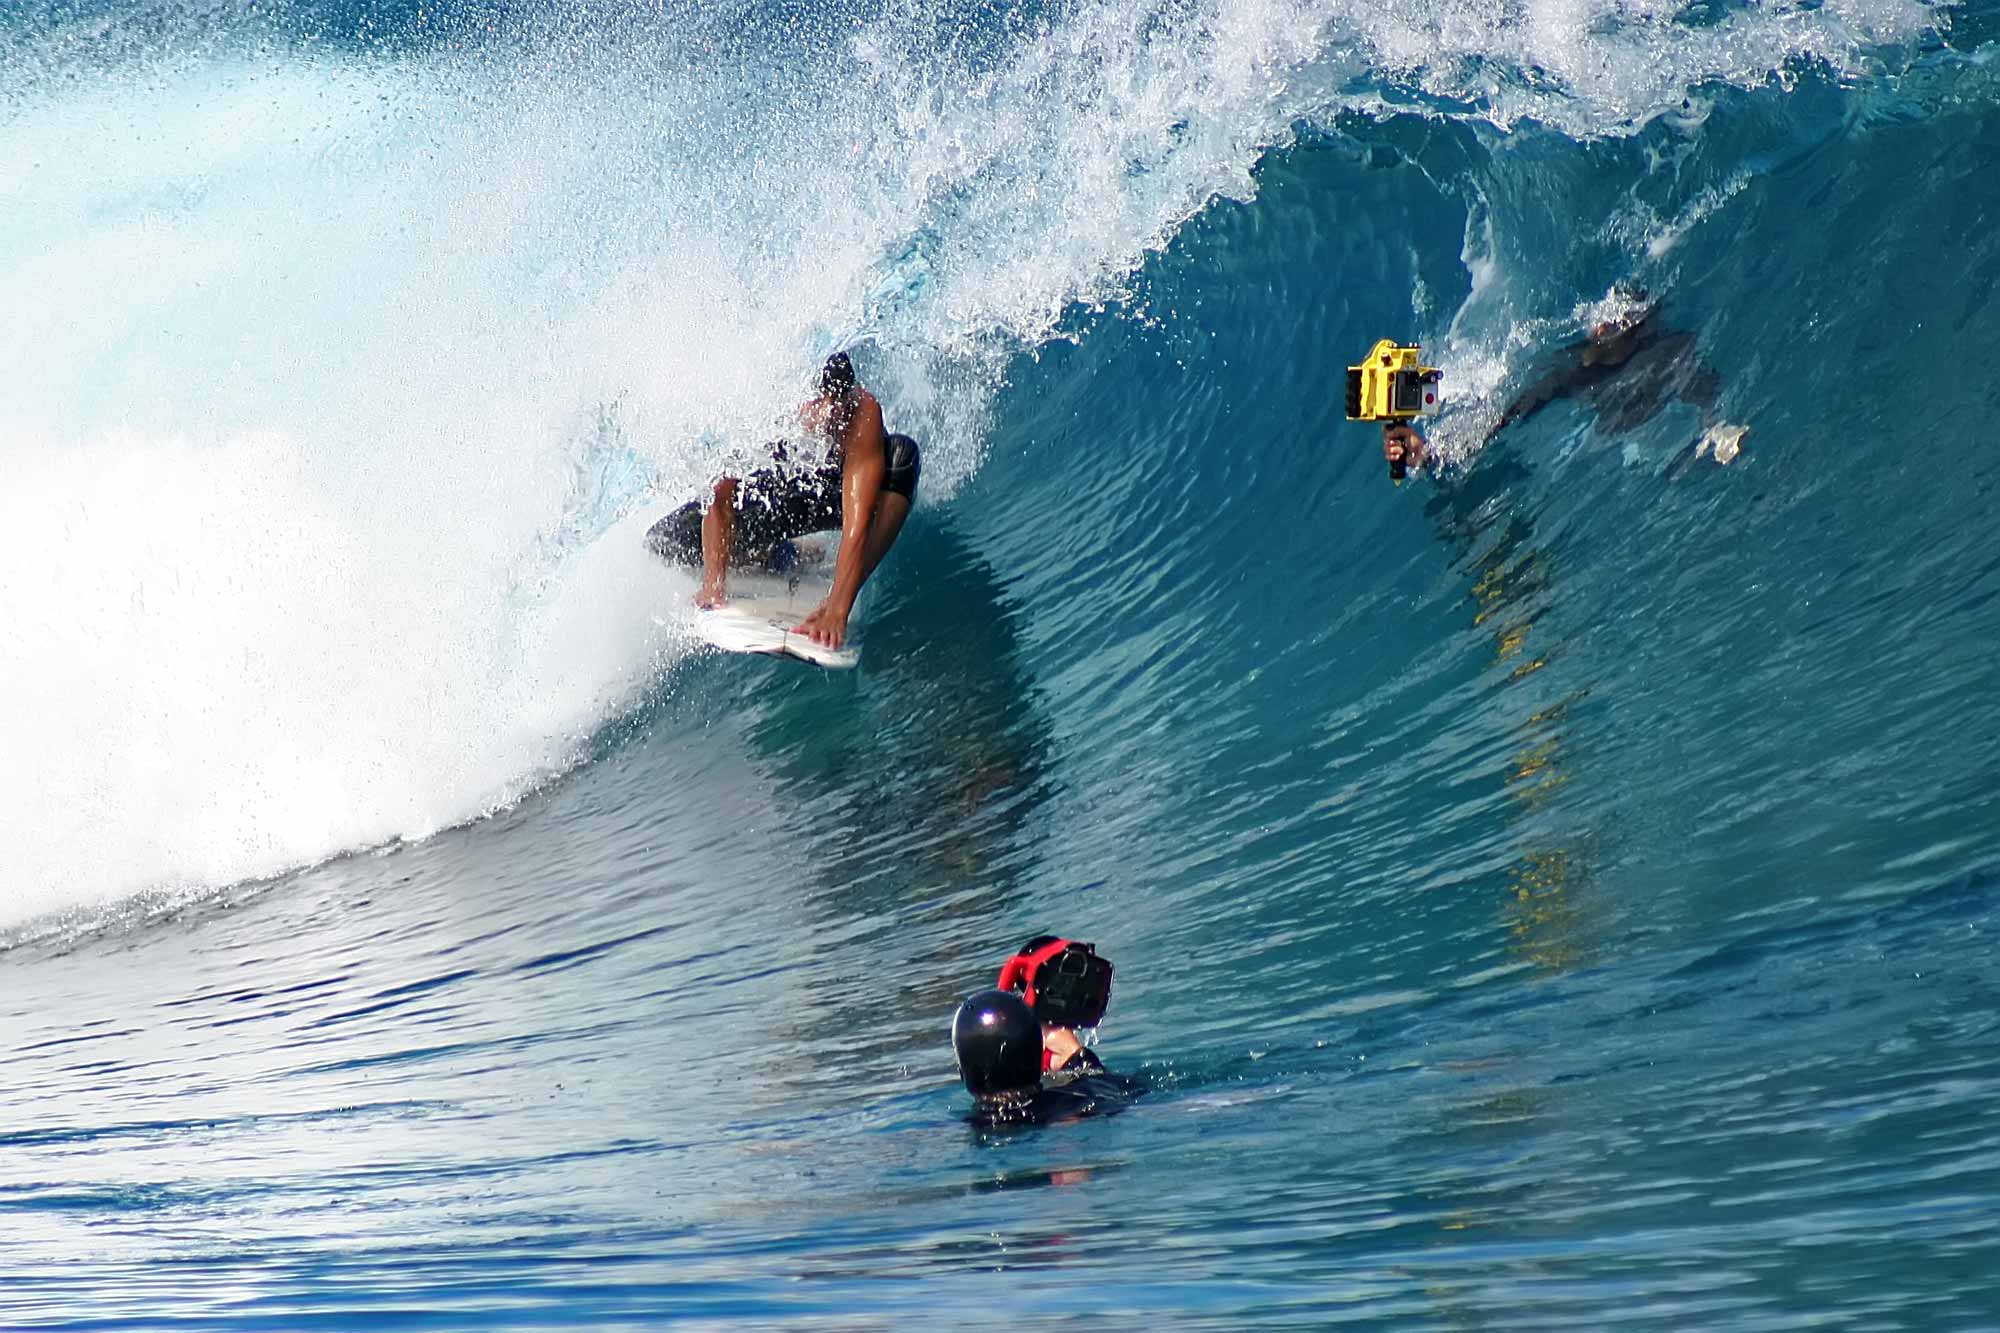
[
  {"x1": 819, "y1": 351, "x2": 856, "y2": 401},
  {"x1": 952, "y1": 989, "x2": 1042, "y2": 1102}
]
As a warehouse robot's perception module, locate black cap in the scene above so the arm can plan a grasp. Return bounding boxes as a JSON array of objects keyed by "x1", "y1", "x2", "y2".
[
  {"x1": 952, "y1": 989, "x2": 1041, "y2": 1100},
  {"x1": 820, "y1": 352, "x2": 856, "y2": 398}
]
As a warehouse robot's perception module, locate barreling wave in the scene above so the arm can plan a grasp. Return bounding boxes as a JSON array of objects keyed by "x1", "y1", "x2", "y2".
[{"x1": 0, "y1": 0, "x2": 1960, "y2": 929}]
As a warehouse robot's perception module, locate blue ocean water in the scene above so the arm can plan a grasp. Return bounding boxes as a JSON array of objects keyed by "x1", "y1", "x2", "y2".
[{"x1": 7, "y1": 0, "x2": 2000, "y2": 1325}]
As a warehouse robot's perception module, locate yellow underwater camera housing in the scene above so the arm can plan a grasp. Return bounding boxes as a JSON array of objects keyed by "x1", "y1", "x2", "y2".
[
  {"x1": 1345, "y1": 339, "x2": 1442, "y2": 481},
  {"x1": 1345, "y1": 339, "x2": 1442, "y2": 423}
]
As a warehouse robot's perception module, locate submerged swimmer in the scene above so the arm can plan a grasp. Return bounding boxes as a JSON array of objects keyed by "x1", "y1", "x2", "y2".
[
  {"x1": 646, "y1": 352, "x2": 921, "y2": 649},
  {"x1": 1383, "y1": 294, "x2": 1747, "y2": 473},
  {"x1": 1486, "y1": 298, "x2": 1727, "y2": 446}
]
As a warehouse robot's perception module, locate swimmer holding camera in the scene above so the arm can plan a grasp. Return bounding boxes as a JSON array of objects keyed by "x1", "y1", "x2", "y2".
[{"x1": 951, "y1": 936, "x2": 1142, "y2": 1126}]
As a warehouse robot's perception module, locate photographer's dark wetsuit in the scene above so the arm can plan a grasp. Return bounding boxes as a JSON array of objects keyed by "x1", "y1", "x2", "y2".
[
  {"x1": 1487, "y1": 308, "x2": 1719, "y2": 445},
  {"x1": 646, "y1": 433, "x2": 921, "y2": 569},
  {"x1": 1047, "y1": 1047, "x2": 1104, "y2": 1082},
  {"x1": 968, "y1": 1070, "x2": 1145, "y2": 1129}
]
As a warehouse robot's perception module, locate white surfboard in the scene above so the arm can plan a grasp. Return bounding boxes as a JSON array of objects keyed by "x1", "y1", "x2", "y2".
[{"x1": 690, "y1": 531, "x2": 859, "y2": 670}]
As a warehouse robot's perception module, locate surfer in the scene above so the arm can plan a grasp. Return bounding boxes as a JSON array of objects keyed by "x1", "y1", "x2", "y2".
[
  {"x1": 647, "y1": 352, "x2": 920, "y2": 649},
  {"x1": 951, "y1": 989, "x2": 1142, "y2": 1128}
]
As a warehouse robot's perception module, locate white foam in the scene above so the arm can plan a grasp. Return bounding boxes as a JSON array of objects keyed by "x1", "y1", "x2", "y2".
[
  {"x1": 0, "y1": 59, "x2": 721, "y2": 926},
  {"x1": 0, "y1": 424, "x2": 688, "y2": 926},
  {"x1": 1348, "y1": 0, "x2": 1938, "y2": 136}
]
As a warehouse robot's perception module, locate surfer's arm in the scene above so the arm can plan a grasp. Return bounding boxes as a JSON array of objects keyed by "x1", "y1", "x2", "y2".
[
  {"x1": 696, "y1": 477, "x2": 738, "y2": 608},
  {"x1": 830, "y1": 423, "x2": 886, "y2": 603},
  {"x1": 799, "y1": 400, "x2": 887, "y2": 648}
]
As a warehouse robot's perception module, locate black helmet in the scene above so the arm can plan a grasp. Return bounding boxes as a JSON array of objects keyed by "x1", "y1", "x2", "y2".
[
  {"x1": 951, "y1": 989, "x2": 1041, "y2": 1100},
  {"x1": 819, "y1": 351, "x2": 856, "y2": 398}
]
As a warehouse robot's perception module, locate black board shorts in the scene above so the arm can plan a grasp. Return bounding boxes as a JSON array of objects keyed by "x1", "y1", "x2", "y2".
[{"x1": 646, "y1": 434, "x2": 920, "y2": 568}]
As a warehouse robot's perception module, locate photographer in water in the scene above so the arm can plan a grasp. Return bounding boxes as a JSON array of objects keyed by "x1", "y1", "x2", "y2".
[
  {"x1": 1377, "y1": 289, "x2": 1747, "y2": 477},
  {"x1": 952, "y1": 936, "x2": 1140, "y2": 1126}
]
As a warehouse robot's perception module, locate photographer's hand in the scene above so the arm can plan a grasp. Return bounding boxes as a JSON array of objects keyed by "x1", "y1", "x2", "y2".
[{"x1": 1383, "y1": 423, "x2": 1428, "y2": 479}]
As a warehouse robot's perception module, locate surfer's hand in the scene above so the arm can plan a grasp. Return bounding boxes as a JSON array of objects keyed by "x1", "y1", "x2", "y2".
[{"x1": 798, "y1": 599, "x2": 848, "y2": 649}]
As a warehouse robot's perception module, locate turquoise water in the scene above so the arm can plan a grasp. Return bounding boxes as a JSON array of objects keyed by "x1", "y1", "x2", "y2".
[{"x1": 6, "y1": 0, "x2": 2000, "y2": 1325}]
